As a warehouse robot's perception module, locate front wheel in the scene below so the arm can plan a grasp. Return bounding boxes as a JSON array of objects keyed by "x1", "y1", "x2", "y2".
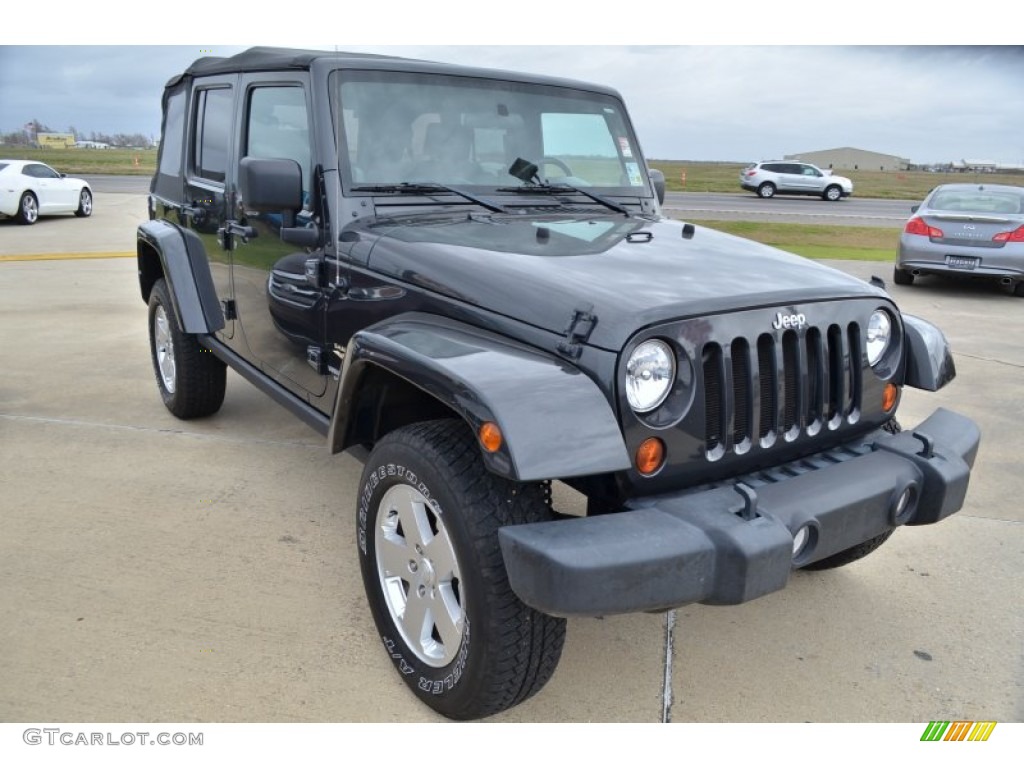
[
  {"x1": 75, "y1": 188, "x2": 93, "y2": 217},
  {"x1": 357, "y1": 419, "x2": 566, "y2": 720},
  {"x1": 823, "y1": 184, "x2": 842, "y2": 202}
]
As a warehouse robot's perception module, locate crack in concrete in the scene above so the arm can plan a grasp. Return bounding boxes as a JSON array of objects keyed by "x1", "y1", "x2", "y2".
[
  {"x1": 662, "y1": 609, "x2": 676, "y2": 723},
  {"x1": 955, "y1": 352, "x2": 1024, "y2": 370}
]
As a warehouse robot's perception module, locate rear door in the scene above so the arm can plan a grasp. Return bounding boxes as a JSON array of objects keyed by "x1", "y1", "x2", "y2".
[{"x1": 183, "y1": 77, "x2": 238, "y2": 342}]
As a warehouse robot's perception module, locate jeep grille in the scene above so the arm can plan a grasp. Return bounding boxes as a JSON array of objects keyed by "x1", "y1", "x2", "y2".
[{"x1": 702, "y1": 323, "x2": 862, "y2": 460}]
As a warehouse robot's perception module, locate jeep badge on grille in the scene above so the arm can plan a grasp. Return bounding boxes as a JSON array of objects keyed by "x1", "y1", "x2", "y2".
[{"x1": 772, "y1": 312, "x2": 807, "y2": 330}]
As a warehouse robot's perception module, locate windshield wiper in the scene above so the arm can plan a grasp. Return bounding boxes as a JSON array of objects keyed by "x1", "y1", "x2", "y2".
[
  {"x1": 499, "y1": 157, "x2": 630, "y2": 216},
  {"x1": 351, "y1": 182, "x2": 508, "y2": 214},
  {"x1": 496, "y1": 182, "x2": 630, "y2": 216}
]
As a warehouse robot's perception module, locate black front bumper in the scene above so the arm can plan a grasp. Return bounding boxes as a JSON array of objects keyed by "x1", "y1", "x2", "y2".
[{"x1": 498, "y1": 408, "x2": 980, "y2": 617}]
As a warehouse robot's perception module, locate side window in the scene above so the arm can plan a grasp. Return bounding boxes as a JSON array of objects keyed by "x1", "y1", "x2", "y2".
[
  {"x1": 157, "y1": 89, "x2": 186, "y2": 177},
  {"x1": 764, "y1": 163, "x2": 783, "y2": 174},
  {"x1": 192, "y1": 87, "x2": 233, "y2": 183},
  {"x1": 246, "y1": 86, "x2": 311, "y2": 200},
  {"x1": 802, "y1": 165, "x2": 820, "y2": 177},
  {"x1": 24, "y1": 164, "x2": 56, "y2": 179}
]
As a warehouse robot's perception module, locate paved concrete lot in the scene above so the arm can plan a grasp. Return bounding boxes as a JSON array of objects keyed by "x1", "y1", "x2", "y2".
[{"x1": 0, "y1": 195, "x2": 1021, "y2": 722}]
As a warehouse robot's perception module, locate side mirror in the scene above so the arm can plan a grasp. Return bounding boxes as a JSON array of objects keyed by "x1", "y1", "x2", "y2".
[
  {"x1": 239, "y1": 157, "x2": 303, "y2": 214},
  {"x1": 911, "y1": 204, "x2": 919, "y2": 213},
  {"x1": 648, "y1": 168, "x2": 665, "y2": 205}
]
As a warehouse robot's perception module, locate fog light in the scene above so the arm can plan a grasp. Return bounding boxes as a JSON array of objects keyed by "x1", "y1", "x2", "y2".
[
  {"x1": 792, "y1": 525, "x2": 810, "y2": 557},
  {"x1": 635, "y1": 438, "x2": 665, "y2": 475},
  {"x1": 892, "y1": 485, "x2": 917, "y2": 524}
]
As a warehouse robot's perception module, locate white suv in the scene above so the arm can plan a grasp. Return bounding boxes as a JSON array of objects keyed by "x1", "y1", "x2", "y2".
[{"x1": 740, "y1": 161, "x2": 853, "y2": 201}]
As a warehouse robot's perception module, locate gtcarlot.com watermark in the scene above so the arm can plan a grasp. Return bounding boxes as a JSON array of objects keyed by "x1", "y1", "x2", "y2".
[{"x1": 23, "y1": 728, "x2": 203, "y2": 747}]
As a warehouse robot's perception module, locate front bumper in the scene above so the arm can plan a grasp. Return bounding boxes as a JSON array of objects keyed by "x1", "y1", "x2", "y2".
[{"x1": 498, "y1": 408, "x2": 979, "y2": 617}]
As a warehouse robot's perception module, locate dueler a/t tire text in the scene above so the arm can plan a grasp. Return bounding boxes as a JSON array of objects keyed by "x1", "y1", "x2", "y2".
[
  {"x1": 147, "y1": 278, "x2": 226, "y2": 419},
  {"x1": 357, "y1": 419, "x2": 566, "y2": 720}
]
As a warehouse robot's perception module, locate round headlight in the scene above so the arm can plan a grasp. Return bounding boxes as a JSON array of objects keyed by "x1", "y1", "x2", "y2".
[
  {"x1": 626, "y1": 340, "x2": 675, "y2": 413},
  {"x1": 866, "y1": 310, "x2": 892, "y2": 367}
]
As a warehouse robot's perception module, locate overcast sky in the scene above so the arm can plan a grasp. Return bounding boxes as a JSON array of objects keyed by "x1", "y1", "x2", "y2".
[{"x1": 3, "y1": 19, "x2": 1022, "y2": 165}]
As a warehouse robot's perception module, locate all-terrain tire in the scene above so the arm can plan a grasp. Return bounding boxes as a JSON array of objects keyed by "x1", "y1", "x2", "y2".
[
  {"x1": 357, "y1": 419, "x2": 566, "y2": 720},
  {"x1": 147, "y1": 278, "x2": 226, "y2": 419}
]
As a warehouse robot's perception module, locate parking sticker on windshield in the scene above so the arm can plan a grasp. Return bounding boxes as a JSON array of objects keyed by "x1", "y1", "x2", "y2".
[
  {"x1": 618, "y1": 137, "x2": 634, "y2": 158},
  {"x1": 625, "y1": 162, "x2": 644, "y2": 186}
]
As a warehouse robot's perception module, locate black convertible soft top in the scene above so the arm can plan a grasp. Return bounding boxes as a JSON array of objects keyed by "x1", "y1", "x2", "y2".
[{"x1": 165, "y1": 46, "x2": 618, "y2": 98}]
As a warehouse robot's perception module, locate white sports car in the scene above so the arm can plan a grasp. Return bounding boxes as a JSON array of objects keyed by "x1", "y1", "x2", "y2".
[{"x1": 0, "y1": 159, "x2": 93, "y2": 225}]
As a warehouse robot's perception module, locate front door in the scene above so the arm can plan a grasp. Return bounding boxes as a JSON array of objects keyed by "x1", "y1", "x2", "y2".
[{"x1": 230, "y1": 77, "x2": 327, "y2": 398}]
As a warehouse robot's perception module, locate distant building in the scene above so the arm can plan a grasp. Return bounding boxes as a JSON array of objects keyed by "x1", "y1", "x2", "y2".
[
  {"x1": 36, "y1": 132, "x2": 76, "y2": 149},
  {"x1": 76, "y1": 140, "x2": 111, "y2": 149},
  {"x1": 784, "y1": 147, "x2": 911, "y2": 172}
]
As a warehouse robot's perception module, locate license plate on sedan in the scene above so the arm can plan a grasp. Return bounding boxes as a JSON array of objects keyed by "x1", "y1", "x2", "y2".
[{"x1": 947, "y1": 255, "x2": 979, "y2": 271}]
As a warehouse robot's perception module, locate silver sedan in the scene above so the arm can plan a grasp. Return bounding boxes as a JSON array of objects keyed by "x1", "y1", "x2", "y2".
[{"x1": 895, "y1": 183, "x2": 1024, "y2": 296}]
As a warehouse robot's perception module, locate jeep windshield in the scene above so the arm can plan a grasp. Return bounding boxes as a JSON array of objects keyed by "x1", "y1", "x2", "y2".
[{"x1": 331, "y1": 69, "x2": 652, "y2": 199}]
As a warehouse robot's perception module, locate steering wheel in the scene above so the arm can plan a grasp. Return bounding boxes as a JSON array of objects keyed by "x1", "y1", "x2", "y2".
[{"x1": 540, "y1": 156, "x2": 574, "y2": 178}]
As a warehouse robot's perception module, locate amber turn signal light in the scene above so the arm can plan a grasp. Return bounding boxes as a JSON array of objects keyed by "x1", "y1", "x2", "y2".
[
  {"x1": 635, "y1": 437, "x2": 666, "y2": 475},
  {"x1": 882, "y1": 382, "x2": 898, "y2": 412},
  {"x1": 479, "y1": 422, "x2": 503, "y2": 453}
]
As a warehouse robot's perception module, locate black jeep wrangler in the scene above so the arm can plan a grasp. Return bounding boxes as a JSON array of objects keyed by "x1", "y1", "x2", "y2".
[{"x1": 138, "y1": 47, "x2": 980, "y2": 720}]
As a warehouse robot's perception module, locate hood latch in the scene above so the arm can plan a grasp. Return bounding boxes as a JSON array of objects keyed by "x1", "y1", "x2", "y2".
[{"x1": 557, "y1": 303, "x2": 597, "y2": 361}]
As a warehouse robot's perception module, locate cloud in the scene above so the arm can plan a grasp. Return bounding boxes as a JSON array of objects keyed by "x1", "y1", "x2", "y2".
[{"x1": 1, "y1": 45, "x2": 1022, "y2": 162}]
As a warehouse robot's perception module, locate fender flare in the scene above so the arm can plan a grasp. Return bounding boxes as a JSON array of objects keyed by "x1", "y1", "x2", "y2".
[
  {"x1": 328, "y1": 313, "x2": 631, "y2": 482},
  {"x1": 902, "y1": 313, "x2": 955, "y2": 391},
  {"x1": 137, "y1": 219, "x2": 224, "y2": 334}
]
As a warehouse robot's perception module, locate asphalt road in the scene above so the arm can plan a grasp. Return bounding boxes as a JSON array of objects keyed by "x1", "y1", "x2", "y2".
[
  {"x1": 663, "y1": 191, "x2": 916, "y2": 228},
  {"x1": 1, "y1": 190, "x2": 1020, "y2": 725},
  {"x1": 78, "y1": 175, "x2": 914, "y2": 228}
]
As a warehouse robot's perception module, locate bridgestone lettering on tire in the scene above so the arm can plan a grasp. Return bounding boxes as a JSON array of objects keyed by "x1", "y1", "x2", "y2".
[
  {"x1": 147, "y1": 278, "x2": 226, "y2": 419},
  {"x1": 357, "y1": 419, "x2": 566, "y2": 720}
]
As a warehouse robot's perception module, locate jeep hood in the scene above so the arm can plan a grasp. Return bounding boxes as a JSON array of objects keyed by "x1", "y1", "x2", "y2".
[{"x1": 352, "y1": 212, "x2": 885, "y2": 351}]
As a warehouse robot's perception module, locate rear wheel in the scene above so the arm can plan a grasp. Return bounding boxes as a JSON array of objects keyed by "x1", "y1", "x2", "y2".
[
  {"x1": 357, "y1": 419, "x2": 566, "y2": 720},
  {"x1": 16, "y1": 192, "x2": 38, "y2": 224},
  {"x1": 147, "y1": 278, "x2": 226, "y2": 419},
  {"x1": 757, "y1": 182, "x2": 776, "y2": 199},
  {"x1": 893, "y1": 266, "x2": 915, "y2": 285}
]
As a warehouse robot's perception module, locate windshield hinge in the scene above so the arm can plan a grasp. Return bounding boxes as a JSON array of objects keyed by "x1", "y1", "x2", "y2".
[{"x1": 557, "y1": 304, "x2": 597, "y2": 360}]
